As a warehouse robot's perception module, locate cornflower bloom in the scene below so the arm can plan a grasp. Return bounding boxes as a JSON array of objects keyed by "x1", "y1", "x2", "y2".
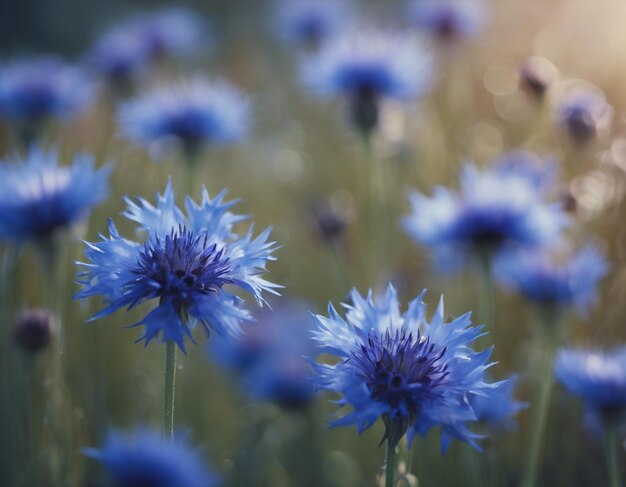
[
  {"x1": 311, "y1": 284, "x2": 503, "y2": 458},
  {"x1": 0, "y1": 147, "x2": 110, "y2": 244},
  {"x1": 497, "y1": 243, "x2": 608, "y2": 317},
  {"x1": 403, "y1": 163, "x2": 568, "y2": 272},
  {"x1": 556, "y1": 88, "x2": 611, "y2": 144},
  {"x1": 87, "y1": 28, "x2": 152, "y2": 90},
  {"x1": 85, "y1": 428, "x2": 219, "y2": 487},
  {"x1": 76, "y1": 181, "x2": 278, "y2": 352},
  {"x1": 301, "y1": 30, "x2": 432, "y2": 136},
  {"x1": 555, "y1": 347, "x2": 626, "y2": 487},
  {"x1": 0, "y1": 56, "x2": 96, "y2": 144},
  {"x1": 116, "y1": 8, "x2": 207, "y2": 61},
  {"x1": 470, "y1": 376, "x2": 527, "y2": 430},
  {"x1": 408, "y1": 0, "x2": 488, "y2": 42},
  {"x1": 274, "y1": 0, "x2": 351, "y2": 48},
  {"x1": 118, "y1": 78, "x2": 250, "y2": 161},
  {"x1": 210, "y1": 300, "x2": 315, "y2": 410}
]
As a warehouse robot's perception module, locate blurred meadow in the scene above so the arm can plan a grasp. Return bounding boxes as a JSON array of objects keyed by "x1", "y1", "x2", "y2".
[{"x1": 2, "y1": 1, "x2": 626, "y2": 486}]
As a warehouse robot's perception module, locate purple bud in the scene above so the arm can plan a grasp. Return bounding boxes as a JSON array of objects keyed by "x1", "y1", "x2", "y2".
[{"x1": 14, "y1": 309, "x2": 53, "y2": 353}]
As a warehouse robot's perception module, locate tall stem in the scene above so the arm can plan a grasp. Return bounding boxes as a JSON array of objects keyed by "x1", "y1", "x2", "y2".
[
  {"x1": 385, "y1": 442, "x2": 397, "y2": 487},
  {"x1": 163, "y1": 341, "x2": 177, "y2": 438},
  {"x1": 606, "y1": 424, "x2": 623, "y2": 487},
  {"x1": 363, "y1": 134, "x2": 381, "y2": 285},
  {"x1": 479, "y1": 253, "x2": 495, "y2": 330},
  {"x1": 523, "y1": 311, "x2": 561, "y2": 487}
]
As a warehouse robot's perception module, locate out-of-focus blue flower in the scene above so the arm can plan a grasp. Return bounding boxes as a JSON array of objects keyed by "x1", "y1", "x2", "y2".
[
  {"x1": 555, "y1": 348, "x2": 626, "y2": 421},
  {"x1": 302, "y1": 30, "x2": 432, "y2": 134},
  {"x1": 493, "y1": 150, "x2": 557, "y2": 192},
  {"x1": 496, "y1": 244, "x2": 608, "y2": 316},
  {"x1": 0, "y1": 56, "x2": 96, "y2": 131},
  {"x1": 85, "y1": 428, "x2": 219, "y2": 487},
  {"x1": 0, "y1": 147, "x2": 110, "y2": 242},
  {"x1": 87, "y1": 29, "x2": 152, "y2": 84},
  {"x1": 409, "y1": 0, "x2": 488, "y2": 41},
  {"x1": 303, "y1": 30, "x2": 432, "y2": 100},
  {"x1": 403, "y1": 164, "x2": 568, "y2": 271},
  {"x1": 76, "y1": 181, "x2": 279, "y2": 352},
  {"x1": 311, "y1": 284, "x2": 504, "y2": 452},
  {"x1": 210, "y1": 300, "x2": 316, "y2": 410},
  {"x1": 470, "y1": 376, "x2": 527, "y2": 430},
  {"x1": 274, "y1": 0, "x2": 352, "y2": 47},
  {"x1": 556, "y1": 88, "x2": 610, "y2": 143},
  {"x1": 118, "y1": 8, "x2": 207, "y2": 60},
  {"x1": 118, "y1": 78, "x2": 250, "y2": 158}
]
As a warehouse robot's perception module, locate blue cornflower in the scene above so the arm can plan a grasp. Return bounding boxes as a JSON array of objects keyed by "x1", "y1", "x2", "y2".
[
  {"x1": 301, "y1": 30, "x2": 433, "y2": 134},
  {"x1": 496, "y1": 243, "x2": 608, "y2": 316},
  {"x1": 117, "y1": 8, "x2": 207, "y2": 61},
  {"x1": 555, "y1": 347, "x2": 626, "y2": 423},
  {"x1": 75, "y1": 181, "x2": 279, "y2": 352},
  {"x1": 274, "y1": 0, "x2": 352, "y2": 47},
  {"x1": 470, "y1": 376, "x2": 527, "y2": 430},
  {"x1": 556, "y1": 88, "x2": 611, "y2": 144},
  {"x1": 493, "y1": 150, "x2": 557, "y2": 192},
  {"x1": 0, "y1": 56, "x2": 96, "y2": 139},
  {"x1": 311, "y1": 284, "x2": 503, "y2": 452},
  {"x1": 0, "y1": 147, "x2": 110, "y2": 243},
  {"x1": 408, "y1": 0, "x2": 488, "y2": 41},
  {"x1": 403, "y1": 163, "x2": 568, "y2": 271},
  {"x1": 210, "y1": 300, "x2": 315, "y2": 410},
  {"x1": 118, "y1": 78, "x2": 250, "y2": 158},
  {"x1": 85, "y1": 428, "x2": 219, "y2": 487},
  {"x1": 87, "y1": 28, "x2": 152, "y2": 85}
]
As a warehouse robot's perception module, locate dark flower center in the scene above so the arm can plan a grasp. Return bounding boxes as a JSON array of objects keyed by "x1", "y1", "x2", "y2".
[
  {"x1": 131, "y1": 226, "x2": 232, "y2": 311},
  {"x1": 351, "y1": 329, "x2": 449, "y2": 419}
]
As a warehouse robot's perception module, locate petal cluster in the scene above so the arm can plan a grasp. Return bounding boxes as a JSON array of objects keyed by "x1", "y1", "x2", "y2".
[
  {"x1": 555, "y1": 348, "x2": 626, "y2": 418},
  {"x1": 403, "y1": 162, "x2": 568, "y2": 270},
  {"x1": 496, "y1": 243, "x2": 608, "y2": 316},
  {"x1": 0, "y1": 56, "x2": 96, "y2": 124},
  {"x1": 409, "y1": 0, "x2": 488, "y2": 41},
  {"x1": 118, "y1": 78, "x2": 250, "y2": 155},
  {"x1": 0, "y1": 147, "x2": 110, "y2": 242},
  {"x1": 274, "y1": 0, "x2": 351, "y2": 46},
  {"x1": 76, "y1": 181, "x2": 279, "y2": 352},
  {"x1": 311, "y1": 284, "x2": 502, "y2": 452},
  {"x1": 85, "y1": 428, "x2": 219, "y2": 487},
  {"x1": 302, "y1": 30, "x2": 433, "y2": 101},
  {"x1": 210, "y1": 300, "x2": 316, "y2": 410},
  {"x1": 470, "y1": 376, "x2": 527, "y2": 430},
  {"x1": 556, "y1": 88, "x2": 611, "y2": 143}
]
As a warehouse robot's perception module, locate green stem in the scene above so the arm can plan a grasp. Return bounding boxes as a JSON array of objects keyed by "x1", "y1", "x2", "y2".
[
  {"x1": 385, "y1": 442, "x2": 397, "y2": 487},
  {"x1": 363, "y1": 134, "x2": 381, "y2": 285},
  {"x1": 163, "y1": 341, "x2": 177, "y2": 438},
  {"x1": 328, "y1": 240, "x2": 351, "y2": 292},
  {"x1": 606, "y1": 424, "x2": 623, "y2": 487},
  {"x1": 523, "y1": 312, "x2": 561, "y2": 487},
  {"x1": 479, "y1": 253, "x2": 495, "y2": 330}
]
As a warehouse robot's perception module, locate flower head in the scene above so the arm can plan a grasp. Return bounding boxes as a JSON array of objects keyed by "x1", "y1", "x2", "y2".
[
  {"x1": 76, "y1": 181, "x2": 279, "y2": 352},
  {"x1": 14, "y1": 309, "x2": 53, "y2": 354},
  {"x1": 274, "y1": 0, "x2": 351, "y2": 47},
  {"x1": 556, "y1": 88, "x2": 610, "y2": 144},
  {"x1": 0, "y1": 56, "x2": 96, "y2": 137},
  {"x1": 496, "y1": 243, "x2": 608, "y2": 316},
  {"x1": 470, "y1": 376, "x2": 527, "y2": 430},
  {"x1": 555, "y1": 348, "x2": 626, "y2": 423},
  {"x1": 409, "y1": 0, "x2": 488, "y2": 42},
  {"x1": 403, "y1": 163, "x2": 568, "y2": 271},
  {"x1": 311, "y1": 284, "x2": 503, "y2": 452},
  {"x1": 118, "y1": 78, "x2": 250, "y2": 158},
  {"x1": 116, "y1": 8, "x2": 207, "y2": 61},
  {"x1": 0, "y1": 147, "x2": 110, "y2": 243},
  {"x1": 85, "y1": 428, "x2": 219, "y2": 487},
  {"x1": 210, "y1": 300, "x2": 315, "y2": 410},
  {"x1": 519, "y1": 57, "x2": 557, "y2": 100},
  {"x1": 87, "y1": 28, "x2": 152, "y2": 84},
  {"x1": 302, "y1": 30, "x2": 433, "y2": 134}
]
